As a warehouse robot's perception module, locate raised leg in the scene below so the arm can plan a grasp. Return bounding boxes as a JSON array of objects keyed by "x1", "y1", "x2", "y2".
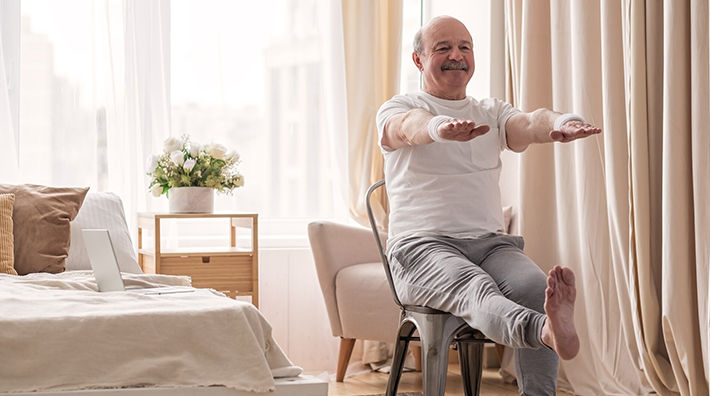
[{"x1": 336, "y1": 337, "x2": 356, "y2": 382}]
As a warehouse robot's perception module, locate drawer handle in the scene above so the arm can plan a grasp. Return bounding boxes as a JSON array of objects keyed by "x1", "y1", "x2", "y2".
[{"x1": 201, "y1": 256, "x2": 211, "y2": 263}]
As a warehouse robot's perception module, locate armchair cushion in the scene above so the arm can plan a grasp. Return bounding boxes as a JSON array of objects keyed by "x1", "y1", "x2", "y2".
[
  {"x1": 308, "y1": 221, "x2": 385, "y2": 337},
  {"x1": 335, "y1": 262, "x2": 399, "y2": 342}
]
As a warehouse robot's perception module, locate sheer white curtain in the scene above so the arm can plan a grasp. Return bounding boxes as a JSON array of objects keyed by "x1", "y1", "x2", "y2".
[
  {"x1": 2, "y1": 0, "x2": 170, "y2": 240},
  {"x1": 168, "y1": 0, "x2": 348, "y2": 228},
  {"x1": 105, "y1": 0, "x2": 171, "y2": 236},
  {"x1": 0, "y1": 0, "x2": 20, "y2": 184},
  {"x1": 0, "y1": 43, "x2": 19, "y2": 184}
]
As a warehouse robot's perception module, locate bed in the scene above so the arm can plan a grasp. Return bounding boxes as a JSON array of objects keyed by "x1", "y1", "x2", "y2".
[{"x1": 0, "y1": 188, "x2": 326, "y2": 395}]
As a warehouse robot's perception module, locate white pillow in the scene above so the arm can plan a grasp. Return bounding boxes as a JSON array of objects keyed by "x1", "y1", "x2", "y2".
[{"x1": 66, "y1": 192, "x2": 142, "y2": 273}]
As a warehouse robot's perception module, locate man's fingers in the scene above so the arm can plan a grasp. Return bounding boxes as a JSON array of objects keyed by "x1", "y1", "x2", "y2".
[
  {"x1": 455, "y1": 120, "x2": 478, "y2": 129},
  {"x1": 550, "y1": 126, "x2": 602, "y2": 142},
  {"x1": 471, "y1": 125, "x2": 490, "y2": 136},
  {"x1": 440, "y1": 121, "x2": 490, "y2": 141}
]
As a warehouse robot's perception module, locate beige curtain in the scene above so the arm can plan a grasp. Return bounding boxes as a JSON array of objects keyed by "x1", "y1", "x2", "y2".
[
  {"x1": 505, "y1": 0, "x2": 709, "y2": 395},
  {"x1": 341, "y1": 0, "x2": 402, "y2": 227}
]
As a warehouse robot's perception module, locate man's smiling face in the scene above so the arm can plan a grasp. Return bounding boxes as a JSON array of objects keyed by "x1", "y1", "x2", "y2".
[{"x1": 413, "y1": 17, "x2": 475, "y2": 100}]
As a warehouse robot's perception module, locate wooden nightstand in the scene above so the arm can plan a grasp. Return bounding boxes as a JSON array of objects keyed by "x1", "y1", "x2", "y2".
[{"x1": 137, "y1": 213, "x2": 258, "y2": 306}]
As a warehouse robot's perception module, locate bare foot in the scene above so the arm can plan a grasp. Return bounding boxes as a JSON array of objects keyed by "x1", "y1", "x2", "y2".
[{"x1": 541, "y1": 266, "x2": 580, "y2": 360}]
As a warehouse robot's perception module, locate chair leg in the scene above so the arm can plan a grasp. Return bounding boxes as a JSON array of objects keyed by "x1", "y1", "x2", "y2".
[
  {"x1": 386, "y1": 321, "x2": 416, "y2": 396},
  {"x1": 458, "y1": 341, "x2": 484, "y2": 396},
  {"x1": 417, "y1": 316, "x2": 454, "y2": 396},
  {"x1": 386, "y1": 336, "x2": 409, "y2": 396},
  {"x1": 336, "y1": 338, "x2": 356, "y2": 382}
]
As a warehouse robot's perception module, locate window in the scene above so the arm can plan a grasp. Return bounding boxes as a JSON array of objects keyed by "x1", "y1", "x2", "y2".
[
  {"x1": 18, "y1": 0, "x2": 114, "y2": 187},
  {"x1": 171, "y1": 0, "x2": 347, "y2": 219},
  {"x1": 10, "y1": 0, "x2": 348, "y2": 228}
]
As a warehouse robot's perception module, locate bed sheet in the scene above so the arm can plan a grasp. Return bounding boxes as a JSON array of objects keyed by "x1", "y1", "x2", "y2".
[{"x1": 0, "y1": 271, "x2": 301, "y2": 393}]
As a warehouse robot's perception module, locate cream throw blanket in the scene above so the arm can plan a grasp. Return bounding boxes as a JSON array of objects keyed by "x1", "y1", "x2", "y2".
[{"x1": 0, "y1": 271, "x2": 301, "y2": 393}]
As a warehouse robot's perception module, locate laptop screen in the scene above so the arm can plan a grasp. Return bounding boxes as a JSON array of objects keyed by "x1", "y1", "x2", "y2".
[{"x1": 82, "y1": 229, "x2": 126, "y2": 292}]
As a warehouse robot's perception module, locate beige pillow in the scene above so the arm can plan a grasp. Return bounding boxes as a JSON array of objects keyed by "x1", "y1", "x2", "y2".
[
  {"x1": 0, "y1": 184, "x2": 89, "y2": 275},
  {"x1": 0, "y1": 193, "x2": 16, "y2": 275}
]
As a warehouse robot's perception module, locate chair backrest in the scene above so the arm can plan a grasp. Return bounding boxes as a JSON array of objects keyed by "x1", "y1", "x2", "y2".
[{"x1": 365, "y1": 180, "x2": 404, "y2": 309}]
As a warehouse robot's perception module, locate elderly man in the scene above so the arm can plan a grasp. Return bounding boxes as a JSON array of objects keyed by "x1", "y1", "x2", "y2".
[{"x1": 375, "y1": 16, "x2": 601, "y2": 395}]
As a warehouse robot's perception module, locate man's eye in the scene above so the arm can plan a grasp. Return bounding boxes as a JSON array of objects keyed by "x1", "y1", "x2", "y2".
[
  {"x1": 436, "y1": 47, "x2": 449, "y2": 52},
  {"x1": 460, "y1": 46, "x2": 471, "y2": 51}
]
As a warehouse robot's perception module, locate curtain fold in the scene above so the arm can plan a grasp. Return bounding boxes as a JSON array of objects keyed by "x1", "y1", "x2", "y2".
[
  {"x1": 627, "y1": 0, "x2": 709, "y2": 394},
  {"x1": 0, "y1": 42, "x2": 19, "y2": 184},
  {"x1": 341, "y1": 0, "x2": 402, "y2": 228},
  {"x1": 103, "y1": 0, "x2": 171, "y2": 241},
  {"x1": 0, "y1": 0, "x2": 20, "y2": 183},
  {"x1": 689, "y1": 0, "x2": 710, "y2": 389},
  {"x1": 505, "y1": 0, "x2": 709, "y2": 394}
]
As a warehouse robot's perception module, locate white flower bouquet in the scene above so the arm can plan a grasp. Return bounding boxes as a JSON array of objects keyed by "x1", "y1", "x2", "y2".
[{"x1": 147, "y1": 135, "x2": 244, "y2": 197}]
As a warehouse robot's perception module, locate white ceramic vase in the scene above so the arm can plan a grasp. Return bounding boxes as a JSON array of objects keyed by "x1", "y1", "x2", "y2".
[{"x1": 168, "y1": 187, "x2": 214, "y2": 213}]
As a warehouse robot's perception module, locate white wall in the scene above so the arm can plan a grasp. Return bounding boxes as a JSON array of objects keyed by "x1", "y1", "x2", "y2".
[{"x1": 258, "y1": 247, "x2": 341, "y2": 374}]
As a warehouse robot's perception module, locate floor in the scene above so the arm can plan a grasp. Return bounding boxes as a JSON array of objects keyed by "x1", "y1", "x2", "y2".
[{"x1": 327, "y1": 364, "x2": 574, "y2": 395}]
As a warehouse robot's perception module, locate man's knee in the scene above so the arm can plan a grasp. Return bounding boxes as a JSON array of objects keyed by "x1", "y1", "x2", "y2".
[
  {"x1": 481, "y1": 248, "x2": 548, "y2": 313},
  {"x1": 515, "y1": 269, "x2": 547, "y2": 312},
  {"x1": 496, "y1": 262, "x2": 546, "y2": 313}
]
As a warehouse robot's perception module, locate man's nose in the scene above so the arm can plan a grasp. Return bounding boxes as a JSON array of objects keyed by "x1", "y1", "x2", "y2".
[{"x1": 449, "y1": 47, "x2": 464, "y2": 61}]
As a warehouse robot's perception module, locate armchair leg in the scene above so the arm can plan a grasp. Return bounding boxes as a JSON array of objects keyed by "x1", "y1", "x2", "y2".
[{"x1": 336, "y1": 338, "x2": 356, "y2": 382}]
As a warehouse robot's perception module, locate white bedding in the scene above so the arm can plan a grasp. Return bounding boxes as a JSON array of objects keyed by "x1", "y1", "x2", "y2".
[{"x1": 0, "y1": 271, "x2": 302, "y2": 393}]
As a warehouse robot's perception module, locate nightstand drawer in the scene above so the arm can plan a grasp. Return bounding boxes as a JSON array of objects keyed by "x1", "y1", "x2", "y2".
[
  {"x1": 160, "y1": 255, "x2": 255, "y2": 293},
  {"x1": 137, "y1": 212, "x2": 259, "y2": 305}
]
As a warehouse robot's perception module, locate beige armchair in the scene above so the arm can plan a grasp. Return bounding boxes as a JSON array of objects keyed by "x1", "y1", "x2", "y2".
[{"x1": 308, "y1": 221, "x2": 400, "y2": 382}]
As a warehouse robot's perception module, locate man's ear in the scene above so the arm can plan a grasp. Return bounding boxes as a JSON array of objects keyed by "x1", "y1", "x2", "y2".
[{"x1": 412, "y1": 51, "x2": 423, "y2": 71}]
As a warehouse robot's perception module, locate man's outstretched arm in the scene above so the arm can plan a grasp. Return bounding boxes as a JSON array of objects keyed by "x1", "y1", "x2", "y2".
[
  {"x1": 505, "y1": 109, "x2": 601, "y2": 152},
  {"x1": 381, "y1": 109, "x2": 490, "y2": 151}
]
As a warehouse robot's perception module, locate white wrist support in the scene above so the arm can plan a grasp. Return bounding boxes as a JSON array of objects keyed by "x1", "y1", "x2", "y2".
[
  {"x1": 554, "y1": 113, "x2": 585, "y2": 130},
  {"x1": 428, "y1": 115, "x2": 454, "y2": 142}
]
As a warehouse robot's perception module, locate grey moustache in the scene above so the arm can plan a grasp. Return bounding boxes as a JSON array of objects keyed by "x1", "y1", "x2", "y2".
[{"x1": 441, "y1": 61, "x2": 468, "y2": 71}]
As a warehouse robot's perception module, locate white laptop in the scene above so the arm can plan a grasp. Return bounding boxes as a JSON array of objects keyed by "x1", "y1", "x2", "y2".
[{"x1": 83, "y1": 229, "x2": 195, "y2": 295}]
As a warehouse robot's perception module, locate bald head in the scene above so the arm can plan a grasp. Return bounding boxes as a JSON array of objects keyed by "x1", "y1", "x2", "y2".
[{"x1": 413, "y1": 16, "x2": 471, "y2": 55}]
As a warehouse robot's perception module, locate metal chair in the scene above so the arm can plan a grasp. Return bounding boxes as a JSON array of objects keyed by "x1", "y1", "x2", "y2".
[{"x1": 365, "y1": 180, "x2": 492, "y2": 396}]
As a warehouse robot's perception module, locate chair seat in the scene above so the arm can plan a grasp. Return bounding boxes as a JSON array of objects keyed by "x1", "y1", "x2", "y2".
[
  {"x1": 335, "y1": 262, "x2": 400, "y2": 342},
  {"x1": 403, "y1": 305, "x2": 450, "y2": 314}
]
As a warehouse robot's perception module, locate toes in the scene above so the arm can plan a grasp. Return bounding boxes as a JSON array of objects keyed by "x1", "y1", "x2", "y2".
[
  {"x1": 561, "y1": 267, "x2": 576, "y2": 285},
  {"x1": 547, "y1": 274, "x2": 557, "y2": 289}
]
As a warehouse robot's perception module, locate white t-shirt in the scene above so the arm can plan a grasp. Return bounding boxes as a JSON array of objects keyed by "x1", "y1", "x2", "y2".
[{"x1": 375, "y1": 91, "x2": 520, "y2": 248}]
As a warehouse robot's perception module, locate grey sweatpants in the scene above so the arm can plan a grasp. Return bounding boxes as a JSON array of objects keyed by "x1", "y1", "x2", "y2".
[{"x1": 388, "y1": 233, "x2": 558, "y2": 396}]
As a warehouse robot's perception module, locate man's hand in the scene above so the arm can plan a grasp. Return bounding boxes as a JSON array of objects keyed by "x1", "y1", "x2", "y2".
[
  {"x1": 437, "y1": 119, "x2": 490, "y2": 142},
  {"x1": 549, "y1": 120, "x2": 601, "y2": 143}
]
